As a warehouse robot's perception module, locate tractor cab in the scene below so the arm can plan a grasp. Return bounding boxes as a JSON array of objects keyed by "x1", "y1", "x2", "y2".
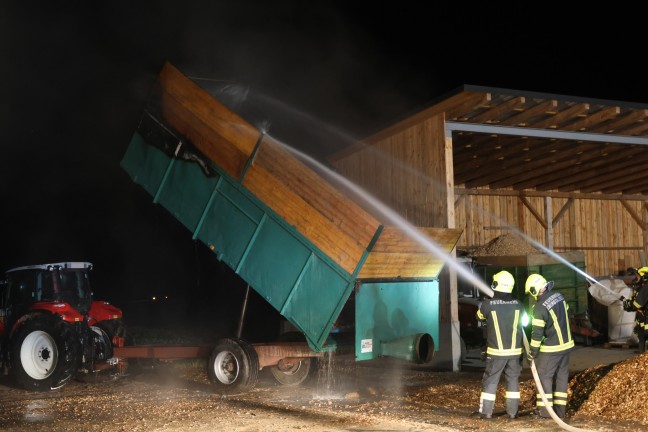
[{"x1": 3, "y1": 262, "x2": 94, "y2": 321}]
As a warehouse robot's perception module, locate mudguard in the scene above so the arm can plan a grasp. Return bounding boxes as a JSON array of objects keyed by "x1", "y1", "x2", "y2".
[{"x1": 87, "y1": 301, "x2": 123, "y2": 326}]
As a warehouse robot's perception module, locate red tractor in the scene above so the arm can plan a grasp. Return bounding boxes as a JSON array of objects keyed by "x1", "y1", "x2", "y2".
[{"x1": 0, "y1": 262, "x2": 125, "y2": 391}]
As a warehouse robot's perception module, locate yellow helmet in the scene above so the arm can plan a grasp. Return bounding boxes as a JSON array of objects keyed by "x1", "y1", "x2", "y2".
[
  {"x1": 638, "y1": 267, "x2": 648, "y2": 278},
  {"x1": 525, "y1": 274, "x2": 547, "y2": 298},
  {"x1": 492, "y1": 270, "x2": 515, "y2": 293}
]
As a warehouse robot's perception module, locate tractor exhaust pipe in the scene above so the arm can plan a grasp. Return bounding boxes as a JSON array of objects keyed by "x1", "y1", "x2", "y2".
[{"x1": 380, "y1": 333, "x2": 434, "y2": 364}]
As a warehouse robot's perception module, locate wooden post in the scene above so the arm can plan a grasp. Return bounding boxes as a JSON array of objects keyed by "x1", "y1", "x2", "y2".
[
  {"x1": 545, "y1": 196, "x2": 553, "y2": 249},
  {"x1": 643, "y1": 202, "x2": 648, "y2": 266},
  {"x1": 443, "y1": 118, "x2": 460, "y2": 371}
]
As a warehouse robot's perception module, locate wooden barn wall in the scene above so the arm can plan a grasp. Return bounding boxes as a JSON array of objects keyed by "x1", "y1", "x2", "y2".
[
  {"x1": 334, "y1": 135, "x2": 647, "y2": 279},
  {"x1": 333, "y1": 114, "x2": 451, "y2": 228},
  {"x1": 455, "y1": 192, "x2": 646, "y2": 277}
]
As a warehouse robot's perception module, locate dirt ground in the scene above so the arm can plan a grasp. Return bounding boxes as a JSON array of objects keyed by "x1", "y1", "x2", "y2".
[{"x1": 0, "y1": 351, "x2": 644, "y2": 432}]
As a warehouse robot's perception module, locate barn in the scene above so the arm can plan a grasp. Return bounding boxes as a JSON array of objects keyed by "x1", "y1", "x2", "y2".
[{"x1": 331, "y1": 86, "x2": 648, "y2": 368}]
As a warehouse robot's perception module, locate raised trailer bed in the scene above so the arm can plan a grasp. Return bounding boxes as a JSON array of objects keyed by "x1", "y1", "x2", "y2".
[{"x1": 120, "y1": 62, "x2": 462, "y2": 394}]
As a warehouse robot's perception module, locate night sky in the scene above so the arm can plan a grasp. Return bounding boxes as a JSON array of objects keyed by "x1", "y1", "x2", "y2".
[{"x1": 2, "y1": 2, "x2": 646, "y2": 334}]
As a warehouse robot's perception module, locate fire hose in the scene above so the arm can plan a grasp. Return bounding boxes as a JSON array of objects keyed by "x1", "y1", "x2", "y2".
[{"x1": 520, "y1": 332, "x2": 595, "y2": 432}]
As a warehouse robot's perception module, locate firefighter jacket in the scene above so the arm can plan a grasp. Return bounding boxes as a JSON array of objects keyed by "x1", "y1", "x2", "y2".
[
  {"x1": 627, "y1": 280, "x2": 648, "y2": 313},
  {"x1": 626, "y1": 280, "x2": 648, "y2": 333},
  {"x1": 529, "y1": 289, "x2": 574, "y2": 357},
  {"x1": 476, "y1": 295, "x2": 524, "y2": 358}
]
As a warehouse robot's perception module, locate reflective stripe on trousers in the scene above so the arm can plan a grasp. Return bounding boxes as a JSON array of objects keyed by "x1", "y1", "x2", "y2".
[
  {"x1": 479, "y1": 356, "x2": 522, "y2": 417},
  {"x1": 534, "y1": 352, "x2": 570, "y2": 418}
]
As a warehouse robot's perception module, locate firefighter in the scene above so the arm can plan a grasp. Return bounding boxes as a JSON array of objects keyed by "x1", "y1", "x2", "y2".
[
  {"x1": 525, "y1": 273, "x2": 574, "y2": 419},
  {"x1": 622, "y1": 266, "x2": 648, "y2": 353},
  {"x1": 476, "y1": 270, "x2": 525, "y2": 419}
]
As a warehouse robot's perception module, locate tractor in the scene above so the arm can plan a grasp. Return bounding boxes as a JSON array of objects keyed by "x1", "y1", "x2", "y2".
[{"x1": 0, "y1": 262, "x2": 125, "y2": 391}]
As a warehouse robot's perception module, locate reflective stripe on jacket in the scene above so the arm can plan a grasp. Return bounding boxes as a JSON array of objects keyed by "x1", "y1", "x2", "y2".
[
  {"x1": 530, "y1": 290, "x2": 574, "y2": 354},
  {"x1": 477, "y1": 298, "x2": 524, "y2": 358}
]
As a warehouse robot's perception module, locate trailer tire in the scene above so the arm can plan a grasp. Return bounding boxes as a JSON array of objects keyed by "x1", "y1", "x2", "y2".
[
  {"x1": 10, "y1": 314, "x2": 79, "y2": 391},
  {"x1": 270, "y1": 357, "x2": 312, "y2": 386},
  {"x1": 236, "y1": 338, "x2": 259, "y2": 389},
  {"x1": 269, "y1": 331, "x2": 314, "y2": 386},
  {"x1": 208, "y1": 338, "x2": 258, "y2": 395}
]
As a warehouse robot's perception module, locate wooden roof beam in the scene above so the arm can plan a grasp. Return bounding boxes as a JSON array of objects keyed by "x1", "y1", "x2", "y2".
[
  {"x1": 590, "y1": 108, "x2": 648, "y2": 133},
  {"x1": 463, "y1": 142, "x2": 598, "y2": 188},
  {"x1": 453, "y1": 135, "x2": 516, "y2": 165},
  {"x1": 562, "y1": 106, "x2": 620, "y2": 131},
  {"x1": 601, "y1": 171, "x2": 648, "y2": 194},
  {"x1": 623, "y1": 181, "x2": 648, "y2": 195},
  {"x1": 456, "y1": 139, "x2": 560, "y2": 183},
  {"x1": 579, "y1": 162, "x2": 648, "y2": 192},
  {"x1": 456, "y1": 138, "x2": 558, "y2": 184},
  {"x1": 455, "y1": 186, "x2": 648, "y2": 201},
  {"x1": 537, "y1": 147, "x2": 647, "y2": 191},
  {"x1": 509, "y1": 148, "x2": 613, "y2": 190},
  {"x1": 575, "y1": 165, "x2": 643, "y2": 192},
  {"x1": 466, "y1": 96, "x2": 526, "y2": 123},
  {"x1": 498, "y1": 100, "x2": 558, "y2": 126},
  {"x1": 617, "y1": 120, "x2": 648, "y2": 136},
  {"x1": 529, "y1": 103, "x2": 590, "y2": 129}
]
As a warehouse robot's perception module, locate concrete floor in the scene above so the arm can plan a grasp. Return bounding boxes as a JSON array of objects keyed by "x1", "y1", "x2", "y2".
[
  {"x1": 461, "y1": 344, "x2": 638, "y2": 373},
  {"x1": 568, "y1": 344, "x2": 637, "y2": 372}
]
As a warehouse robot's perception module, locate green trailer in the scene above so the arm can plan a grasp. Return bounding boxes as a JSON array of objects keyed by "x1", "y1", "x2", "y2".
[{"x1": 121, "y1": 62, "x2": 462, "y2": 394}]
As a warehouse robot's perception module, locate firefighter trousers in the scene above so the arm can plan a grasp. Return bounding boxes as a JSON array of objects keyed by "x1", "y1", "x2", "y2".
[
  {"x1": 479, "y1": 356, "x2": 522, "y2": 417},
  {"x1": 534, "y1": 352, "x2": 570, "y2": 418},
  {"x1": 636, "y1": 311, "x2": 647, "y2": 352}
]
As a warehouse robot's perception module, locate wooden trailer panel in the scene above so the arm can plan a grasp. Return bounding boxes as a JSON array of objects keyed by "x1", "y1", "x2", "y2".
[
  {"x1": 359, "y1": 227, "x2": 463, "y2": 279},
  {"x1": 150, "y1": 62, "x2": 260, "y2": 179},
  {"x1": 243, "y1": 136, "x2": 381, "y2": 274}
]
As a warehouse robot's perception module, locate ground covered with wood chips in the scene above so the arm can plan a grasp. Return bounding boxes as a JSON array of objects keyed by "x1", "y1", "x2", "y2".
[{"x1": 0, "y1": 349, "x2": 646, "y2": 432}]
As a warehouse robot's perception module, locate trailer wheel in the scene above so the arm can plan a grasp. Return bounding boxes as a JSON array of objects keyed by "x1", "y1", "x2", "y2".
[
  {"x1": 208, "y1": 338, "x2": 259, "y2": 395},
  {"x1": 10, "y1": 314, "x2": 78, "y2": 391},
  {"x1": 270, "y1": 357, "x2": 312, "y2": 386},
  {"x1": 236, "y1": 338, "x2": 259, "y2": 388},
  {"x1": 269, "y1": 331, "x2": 314, "y2": 386}
]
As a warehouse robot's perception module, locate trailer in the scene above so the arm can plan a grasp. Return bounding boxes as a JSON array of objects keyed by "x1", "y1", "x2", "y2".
[{"x1": 119, "y1": 62, "x2": 462, "y2": 394}]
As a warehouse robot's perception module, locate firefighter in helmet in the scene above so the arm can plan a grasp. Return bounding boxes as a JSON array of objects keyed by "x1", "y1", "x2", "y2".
[
  {"x1": 525, "y1": 273, "x2": 574, "y2": 419},
  {"x1": 622, "y1": 266, "x2": 648, "y2": 353},
  {"x1": 476, "y1": 270, "x2": 525, "y2": 419}
]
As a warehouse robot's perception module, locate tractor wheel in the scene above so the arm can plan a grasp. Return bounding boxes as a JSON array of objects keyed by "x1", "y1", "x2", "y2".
[
  {"x1": 10, "y1": 314, "x2": 79, "y2": 391},
  {"x1": 207, "y1": 338, "x2": 259, "y2": 395},
  {"x1": 96, "y1": 318, "x2": 128, "y2": 346},
  {"x1": 270, "y1": 357, "x2": 312, "y2": 386}
]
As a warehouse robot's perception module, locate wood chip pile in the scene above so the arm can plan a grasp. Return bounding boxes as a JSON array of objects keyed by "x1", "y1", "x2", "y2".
[
  {"x1": 569, "y1": 352, "x2": 648, "y2": 422},
  {"x1": 471, "y1": 233, "x2": 540, "y2": 256}
]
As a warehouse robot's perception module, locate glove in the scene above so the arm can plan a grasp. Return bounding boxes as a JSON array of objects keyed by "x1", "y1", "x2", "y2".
[
  {"x1": 527, "y1": 349, "x2": 538, "y2": 363},
  {"x1": 619, "y1": 296, "x2": 625, "y2": 302},
  {"x1": 623, "y1": 299, "x2": 635, "y2": 312}
]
